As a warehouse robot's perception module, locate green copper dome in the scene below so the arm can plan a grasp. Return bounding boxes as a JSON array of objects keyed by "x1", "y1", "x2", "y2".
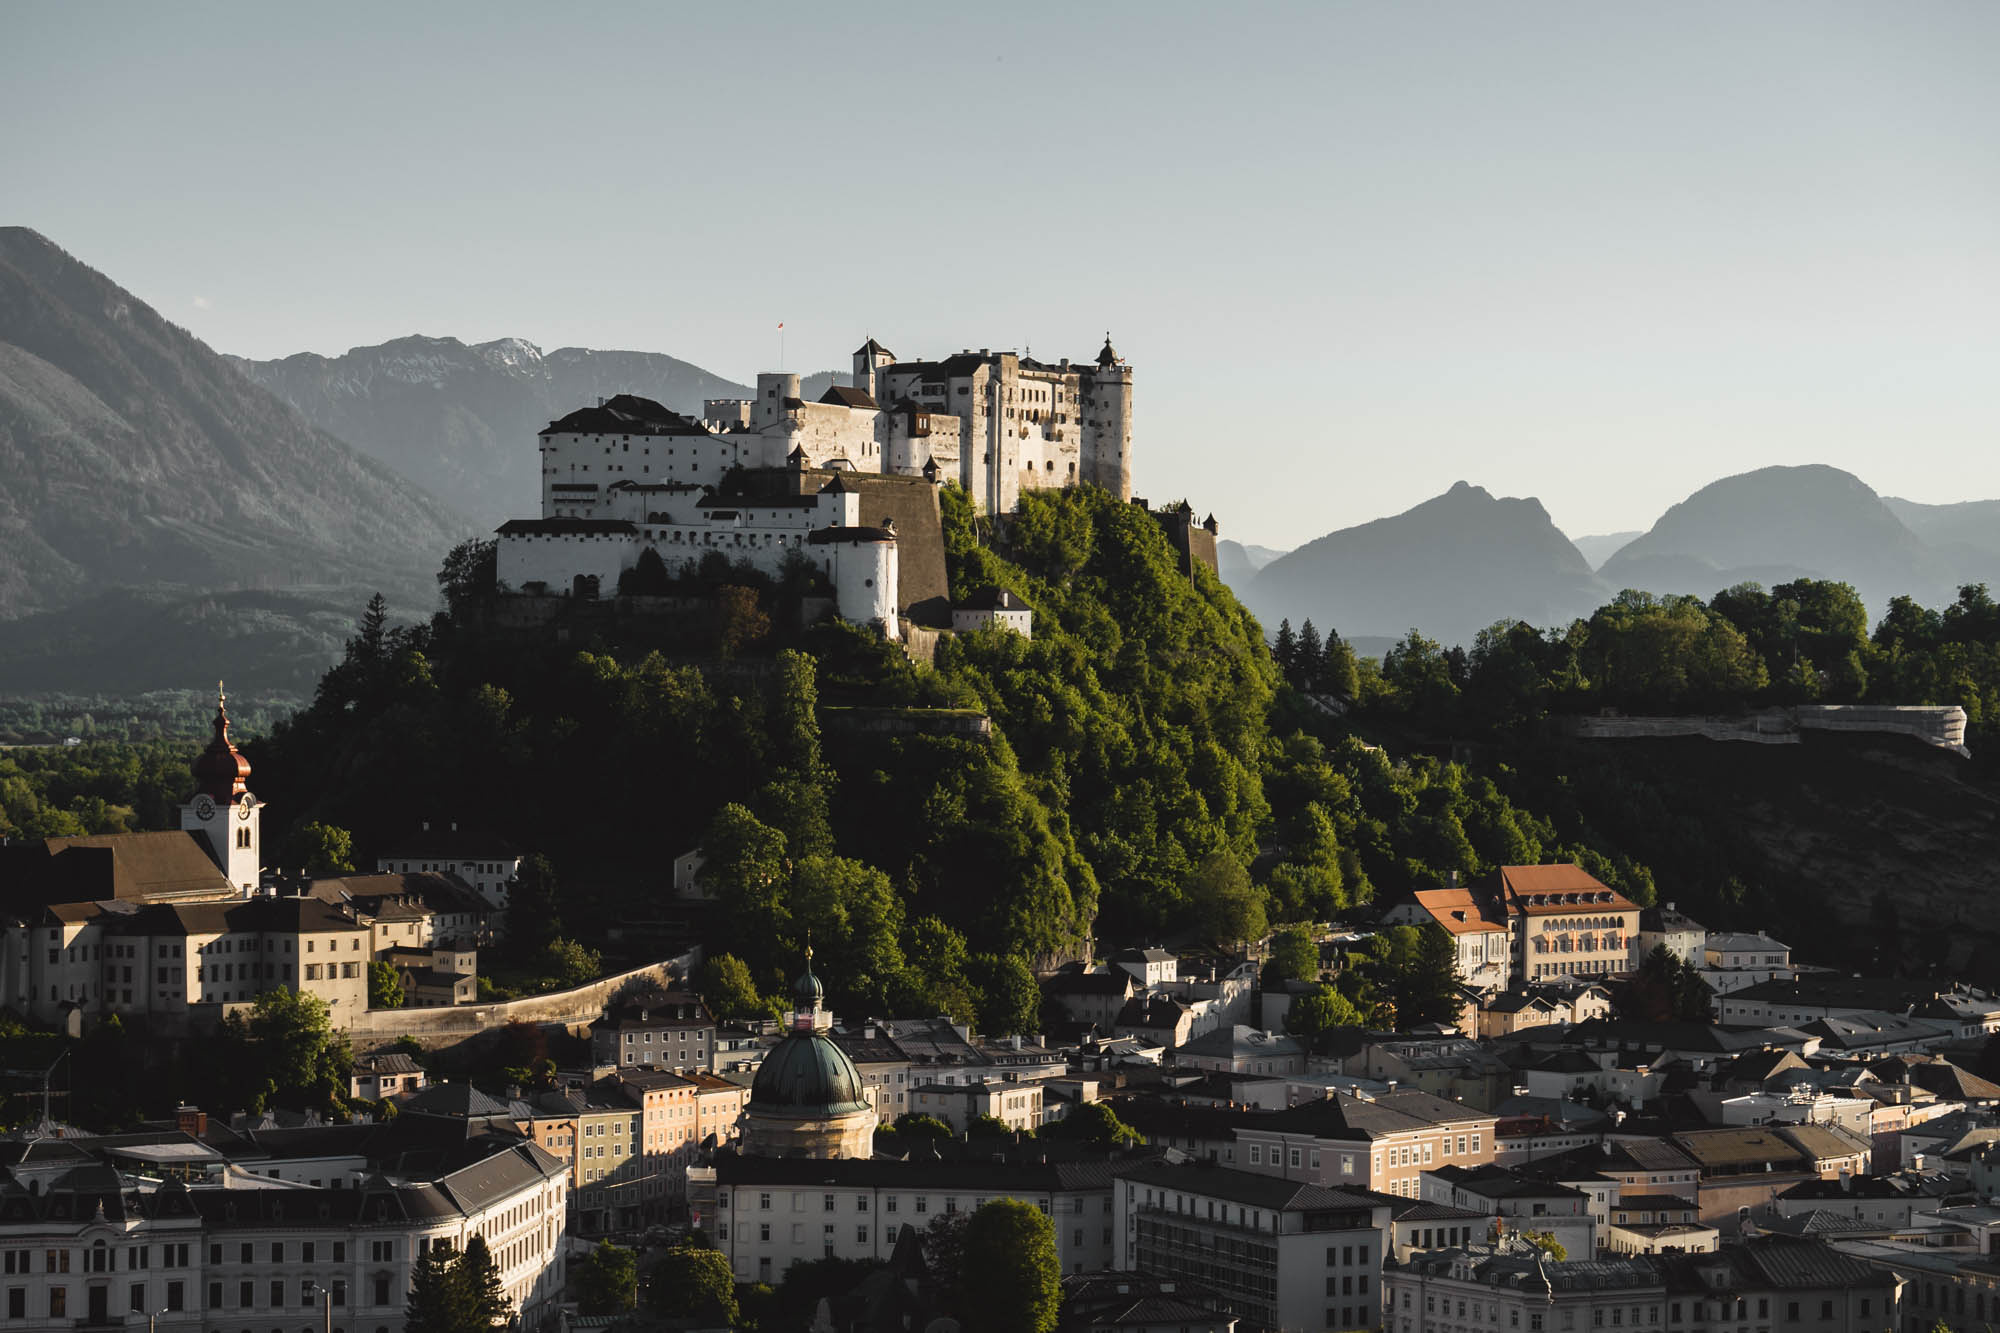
[{"x1": 750, "y1": 1030, "x2": 869, "y2": 1119}]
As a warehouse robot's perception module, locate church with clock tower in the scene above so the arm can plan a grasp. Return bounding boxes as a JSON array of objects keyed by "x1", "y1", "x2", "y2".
[{"x1": 178, "y1": 685, "x2": 265, "y2": 893}]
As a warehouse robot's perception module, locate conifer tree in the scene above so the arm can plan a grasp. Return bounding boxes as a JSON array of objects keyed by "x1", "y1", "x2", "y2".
[
  {"x1": 456, "y1": 1235, "x2": 511, "y2": 1331},
  {"x1": 1274, "y1": 619, "x2": 1298, "y2": 679},
  {"x1": 1320, "y1": 630, "x2": 1361, "y2": 699},
  {"x1": 403, "y1": 1246, "x2": 465, "y2": 1333},
  {"x1": 1296, "y1": 621, "x2": 1323, "y2": 690}
]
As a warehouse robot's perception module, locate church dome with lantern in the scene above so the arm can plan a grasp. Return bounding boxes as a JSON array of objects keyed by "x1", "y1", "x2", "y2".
[{"x1": 742, "y1": 950, "x2": 877, "y2": 1159}]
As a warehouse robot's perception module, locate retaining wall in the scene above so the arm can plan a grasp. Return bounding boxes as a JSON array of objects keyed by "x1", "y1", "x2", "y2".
[{"x1": 344, "y1": 952, "x2": 698, "y2": 1049}]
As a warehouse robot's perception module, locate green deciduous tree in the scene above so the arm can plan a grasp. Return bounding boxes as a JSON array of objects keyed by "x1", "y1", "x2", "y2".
[
  {"x1": 955, "y1": 1199, "x2": 1061, "y2": 1333},
  {"x1": 1264, "y1": 923, "x2": 1320, "y2": 985},
  {"x1": 698, "y1": 952, "x2": 763, "y2": 1021},
  {"x1": 892, "y1": 1112, "x2": 953, "y2": 1140},
  {"x1": 645, "y1": 1243, "x2": 737, "y2": 1323},
  {"x1": 1286, "y1": 984, "x2": 1366, "y2": 1042},
  {"x1": 368, "y1": 959, "x2": 407, "y2": 1010},
  {"x1": 278, "y1": 820, "x2": 354, "y2": 874},
  {"x1": 1039, "y1": 1100, "x2": 1141, "y2": 1148},
  {"x1": 1185, "y1": 851, "x2": 1267, "y2": 947},
  {"x1": 969, "y1": 952, "x2": 1041, "y2": 1037},
  {"x1": 575, "y1": 1240, "x2": 638, "y2": 1315}
]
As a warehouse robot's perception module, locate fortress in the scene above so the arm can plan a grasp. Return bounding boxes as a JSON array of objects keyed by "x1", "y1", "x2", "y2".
[{"x1": 496, "y1": 334, "x2": 1136, "y2": 635}]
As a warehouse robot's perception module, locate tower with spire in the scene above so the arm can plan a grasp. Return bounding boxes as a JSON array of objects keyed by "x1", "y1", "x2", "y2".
[{"x1": 178, "y1": 683, "x2": 264, "y2": 893}]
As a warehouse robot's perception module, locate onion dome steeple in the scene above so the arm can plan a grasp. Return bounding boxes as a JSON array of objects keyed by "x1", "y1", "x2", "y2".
[
  {"x1": 192, "y1": 681, "x2": 252, "y2": 801},
  {"x1": 1097, "y1": 332, "x2": 1119, "y2": 368}
]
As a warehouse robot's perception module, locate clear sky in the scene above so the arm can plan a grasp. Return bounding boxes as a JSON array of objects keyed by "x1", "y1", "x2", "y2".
[{"x1": 6, "y1": 1, "x2": 1997, "y2": 549}]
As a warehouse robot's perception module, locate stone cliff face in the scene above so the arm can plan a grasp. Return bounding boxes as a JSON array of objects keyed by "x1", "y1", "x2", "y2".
[{"x1": 1514, "y1": 731, "x2": 2000, "y2": 983}]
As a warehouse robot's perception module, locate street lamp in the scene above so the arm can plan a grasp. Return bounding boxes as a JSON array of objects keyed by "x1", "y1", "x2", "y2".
[
  {"x1": 301, "y1": 1281, "x2": 333, "y2": 1333},
  {"x1": 146, "y1": 1307, "x2": 168, "y2": 1333}
]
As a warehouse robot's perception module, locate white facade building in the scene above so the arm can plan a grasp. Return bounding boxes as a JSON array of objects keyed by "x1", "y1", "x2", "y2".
[{"x1": 1115, "y1": 1157, "x2": 1396, "y2": 1333}]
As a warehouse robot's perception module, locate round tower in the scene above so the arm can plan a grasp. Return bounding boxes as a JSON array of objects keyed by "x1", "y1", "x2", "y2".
[
  {"x1": 1083, "y1": 333, "x2": 1133, "y2": 500},
  {"x1": 741, "y1": 949, "x2": 878, "y2": 1159}
]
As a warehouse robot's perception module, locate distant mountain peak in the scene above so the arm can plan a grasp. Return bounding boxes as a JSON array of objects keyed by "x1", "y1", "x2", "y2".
[
  {"x1": 1243, "y1": 480, "x2": 1604, "y2": 647},
  {"x1": 0, "y1": 230, "x2": 468, "y2": 670}
]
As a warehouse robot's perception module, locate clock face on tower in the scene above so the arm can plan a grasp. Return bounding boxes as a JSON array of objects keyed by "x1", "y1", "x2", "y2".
[
  {"x1": 193, "y1": 796, "x2": 216, "y2": 821},
  {"x1": 237, "y1": 793, "x2": 255, "y2": 821}
]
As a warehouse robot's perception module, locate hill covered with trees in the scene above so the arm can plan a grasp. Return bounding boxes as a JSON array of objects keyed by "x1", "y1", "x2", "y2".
[{"x1": 238, "y1": 484, "x2": 1622, "y2": 1022}]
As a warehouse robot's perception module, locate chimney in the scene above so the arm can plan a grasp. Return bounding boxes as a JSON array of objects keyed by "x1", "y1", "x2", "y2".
[{"x1": 176, "y1": 1105, "x2": 207, "y2": 1138}]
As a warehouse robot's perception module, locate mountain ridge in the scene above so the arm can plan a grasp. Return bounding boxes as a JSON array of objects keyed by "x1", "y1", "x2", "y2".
[
  {"x1": 231, "y1": 336, "x2": 842, "y2": 529},
  {"x1": 1240, "y1": 480, "x2": 1609, "y2": 648},
  {"x1": 0, "y1": 227, "x2": 467, "y2": 615}
]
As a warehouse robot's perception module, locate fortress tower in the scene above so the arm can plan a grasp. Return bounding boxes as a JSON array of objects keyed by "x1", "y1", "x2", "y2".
[
  {"x1": 852, "y1": 337, "x2": 894, "y2": 402},
  {"x1": 1079, "y1": 334, "x2": 1133, "y2": 500}
]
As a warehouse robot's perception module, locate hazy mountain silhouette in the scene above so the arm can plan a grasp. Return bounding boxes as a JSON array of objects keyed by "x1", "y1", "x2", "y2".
[
  {"x1": 1599, "y1": 465, "x2": 1973, "y2": 614},
  {"x1": 1217, "y1": 538, "x2": 1284, "y2": 589},
  {"x1": 1882, "y1": 496, "x2": 2000, "y2": 562},
  {"x1": 1569, "y1": 530, "x2": 1642, "y2": 570},
  {"x1": 1242, "y1": 481, "x2": 1608, "y2": 648},
  {"x1": 234, "y1": 338, "x2": 842, "y2": 528},
  {"x1": 0, "y1": 228, "x2": 471, "y2": 689},
  {"x1": 0, "y1": 228, "x2": 466, "y2": 611}
]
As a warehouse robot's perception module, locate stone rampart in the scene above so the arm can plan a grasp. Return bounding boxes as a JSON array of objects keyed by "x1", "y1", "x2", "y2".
[
  {"x1": 1570, "y1": 705, "x2": 1969, "y2": 756},
  {"x1": 343, "y1": 955, "x2": 696, "y2": 1049}
]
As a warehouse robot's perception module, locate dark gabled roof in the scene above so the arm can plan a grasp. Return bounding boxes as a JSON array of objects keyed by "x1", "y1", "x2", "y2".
[
  {"x1": 309, "y1": 872, "x2": 486, "y2": 920},
  {"x1": 1113, "y1": 1157, "x2": 1391, "y2": 1215},
  {"x1": 1042, "y1": 971, "x2": 1134, "y2": 996},
  {"x1": 807, "y1": 525, "x2": 895, "y2": 545},
  {"x1": 495, "y1": 518, "x2": 637, "y2": 536},
  {"x1": 0, "y1": 831, "x2": 232, "y2": 912},
  {"x1": 1389, "y1": 1201, "x2": 1492, "y2": 1223},
  {"x1": 958, "y1": 587, "x2": 1030, "y2": 612},
  {"x1": 1906, "y1": 1060, "x2": 2000, "y2": 1102},
  {"x1": 1104, "y1": 1097, "x2": 1277, "y2": 1140},
  {"x1": 1720, "y1": 1048, "x2": 1811, "y2": 1086},
  {"x1": 402, "y1": 1083, "x2": 513, "y2": 1119},
  {"x1": 540, "y1": 394, "x2": 711, "y2": 438},
  {"x1": 1258, "y1": 1089, "x2": 1493, "y2": 1140},
  {"x1": 1114, "y1": 994, "x2": 1189, "y2": 1030},
  {"x1": 818, "y1": 385, "x2": 880, "y2": 410},
  {"x1": 98, "y1": 894, "x2": 366, "y2": 940},
  {"x1": 1723, "y1": 975, "x2": 1945, "y2": 1010},
  {"x1": 1429, "y1": 1164, "x2": 1589, "y2": 1201},
  {"x1": 854, "y1": 337, "x2": 894, "y2": 358}
]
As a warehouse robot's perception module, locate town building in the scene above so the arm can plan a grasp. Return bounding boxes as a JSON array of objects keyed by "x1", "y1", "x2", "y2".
[
  {"x1": 1421, "y1": 1164, "x2": 1597, "y2": 1260},
  {"x1": 952, "y1": 587, "x2": 1033, "y2": 638},
  {"x1": 373, "y1": 825, "x2": 521, "y2": 934},
  {"x1": 1387, "y1": 866, "x2": 1642, "y2": 988},
  {"x1": 0, "y1": 1098, "x2": 571, "y2": 1333},
  {"x1": 350, "y1": 1053, "x2": 428, "y2": 1103},
  {"x1": 588, "y1": 994, "x2": 716, "y2": 1072},
  {"x1": 715, "y1": 1150, "x2": 1122, "y2": 1287},
  {"x1": 1382, "y1": 887, "x2": 1511, "y2": 995},
  {"x1": 1701, "y1": 932, "x2": 1795, "y2": 996},
  {"x1": 1233, "y1": 1090, "x2": 1501, "y2": 1200},
  {"x1": 1113, "y1": 1156, "x2": 1396, "y2": 1333},
  {"x1": 1385, "y1": 1236, "x2": 1899, "y2": 1333},
  {"x1": 1636, "y1": 903, "x2": 1707, "y2": 966}
]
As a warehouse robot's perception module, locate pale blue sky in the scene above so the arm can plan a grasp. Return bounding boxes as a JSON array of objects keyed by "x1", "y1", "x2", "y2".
[{"x1": 6, "y1": 1, "x2": 1997, "y2": 548}]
